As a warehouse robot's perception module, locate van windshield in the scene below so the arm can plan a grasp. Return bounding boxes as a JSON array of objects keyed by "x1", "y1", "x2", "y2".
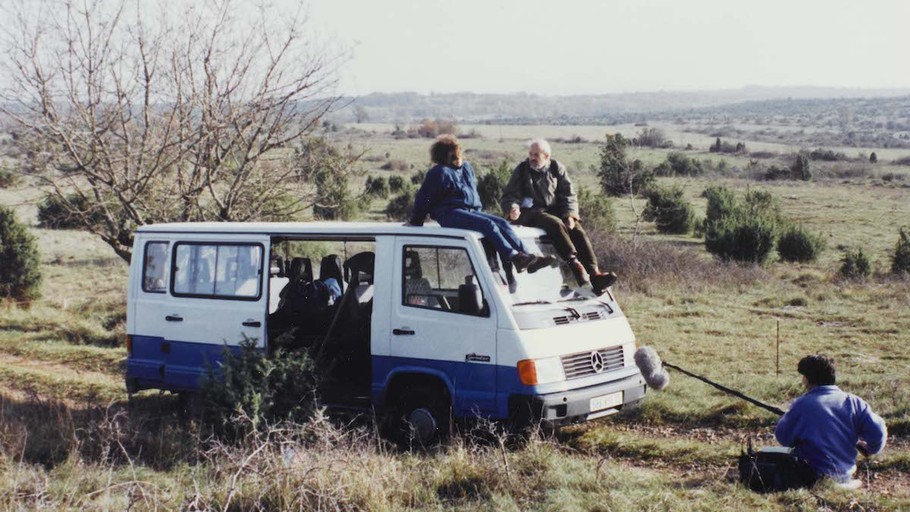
[{"x1": 485, "y1": 238, "x2": 592, "y2": 305}]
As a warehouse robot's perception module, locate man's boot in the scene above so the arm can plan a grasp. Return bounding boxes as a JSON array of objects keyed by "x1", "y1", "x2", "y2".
[{"x1": 587, "y1": 263, "x2": 617, "y2": 295}]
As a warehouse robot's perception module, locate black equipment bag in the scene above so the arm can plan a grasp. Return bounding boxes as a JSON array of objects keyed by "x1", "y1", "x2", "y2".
[{"x1": 738, "y1": 437, "x2": 817, "y2": 493}]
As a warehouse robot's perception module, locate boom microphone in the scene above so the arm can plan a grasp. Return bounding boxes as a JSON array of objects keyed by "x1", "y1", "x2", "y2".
[
  {"x1": 634, "y1": 346, "x2": 785, "y2": 416},
  {"x1": 634, "y1": 346, "x2": 670, "y2": 391}
]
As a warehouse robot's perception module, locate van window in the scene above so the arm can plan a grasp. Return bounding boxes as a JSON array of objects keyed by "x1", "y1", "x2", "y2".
[
  {"x1": 172, "y1": 243, "x2": 263, "y2": 299},
  {"x1": 402, "y1": 246, "x2": 486, "y2": 315},
  {"x1": 142, "y1": 241, "x2": 169, "y2": 293}
]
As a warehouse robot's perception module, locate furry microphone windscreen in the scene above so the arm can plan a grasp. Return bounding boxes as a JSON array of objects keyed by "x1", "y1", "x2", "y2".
[{"x1": 634, "y1": 346, "x2": 670, "y2": 391}]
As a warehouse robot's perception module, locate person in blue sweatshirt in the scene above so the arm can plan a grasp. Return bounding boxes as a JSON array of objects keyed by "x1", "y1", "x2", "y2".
[
  {"x1": 407, "y1": 135, "x2": 555, "y2": 274},
  {"x1": 775, "y1": 354, "x2": 887, "y2": 486}
]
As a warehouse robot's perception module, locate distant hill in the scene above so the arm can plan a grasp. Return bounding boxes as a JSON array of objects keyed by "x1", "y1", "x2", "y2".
[{"x1": 330, "y1": 86, "x2": 910, "y2": 124}]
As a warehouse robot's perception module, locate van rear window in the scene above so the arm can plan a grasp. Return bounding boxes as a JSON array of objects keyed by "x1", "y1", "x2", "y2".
[
  {"x1": 142, "y1": 241, "x2": 169, "y2": 293},
  {"x1": 172, "y1": 243, "x2": 263, "y2": 299}
]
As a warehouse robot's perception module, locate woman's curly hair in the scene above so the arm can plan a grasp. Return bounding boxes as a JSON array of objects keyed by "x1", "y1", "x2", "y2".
[{"x1": 429, "y1": 135, "x2": 462, "y2": 166}]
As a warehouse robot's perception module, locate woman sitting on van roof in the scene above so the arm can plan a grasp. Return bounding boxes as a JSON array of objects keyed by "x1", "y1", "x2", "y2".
[{"x1": 406, "y1": 135, "x2": 555, "y2": 274}]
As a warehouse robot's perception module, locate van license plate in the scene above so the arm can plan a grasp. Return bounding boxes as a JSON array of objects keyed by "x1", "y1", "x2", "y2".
[{"x1": 590, "y1": 392, "x2": 623, "y2": 412}]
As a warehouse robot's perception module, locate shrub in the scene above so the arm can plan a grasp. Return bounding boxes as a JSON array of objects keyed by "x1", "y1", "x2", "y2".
[
  {"x1": 705, "y1": 215, "x2": 777, "y2": 264},
  {"x1": 703, "y1": 185, "x2": 737, "y2": 223},
  {"x1": 313, "y1": 171, "x2": 363, "y2": 221},
  {"x1": 892, "y1": 227, "x2": 910, "y2": 275},
  {"x1": 632, "y1": 127, "x2": 672, "y2": 148},
  {"x1": 840, "y1": 247, "x2": 872, "y2": 279},
  {"x1": 388, "y1": 175, "x2": 406, "y2": 193},
  {"x1": 709, "y1": 138, "x2": 746, "y2": 154},
  {"x1": 596, "y1": 133, "x2": 654, "y2": 197},
  {"x1": 777, "y1": 225, "x2": 827, "y2": 263},
  {"x1": 385, "y1": 187, "x2": 416, "y2": 222},
  {"x1": 411, "y1": 118, "x2": 457, "y2": 138},
  {"x1": 476, "y1": 160, "x2": 512, "y2": 213},
  {"x1": 661, "y1": 152, "x2": 703, "y2": 177},
  {"x1": 762, "y1": 165, "x2": 791, "y2": 181},
  {"x1": 37, "y1": 193, "x2": 106, "y2": 230},
  {"x1": 201, "y1": 339, "x2": 320, "y2": 438},
  {"x1": 0, "y1": 206, "x2": 42, "y2": 305},
  {"x1": 808, "y1": 148, "x2": 848, "y2": 162},
  {"x1": 642, "y1": 185, "x2": 695, "y2": 234},
  {"x1": 577, "y1": 187, "x2": 616, "y2": 233},
  {"x1": 364, "y1": 176, "x2": 389, "y2": 199},
  {"x1": 790, "y1": 154, "x2": 811, "y2": 181},
  {"x1": 703, "y1": 187, "x2": 782, "y2": 264},
  {"x1": 0, "y1": 165, "x2": 19, "y2": 188}
]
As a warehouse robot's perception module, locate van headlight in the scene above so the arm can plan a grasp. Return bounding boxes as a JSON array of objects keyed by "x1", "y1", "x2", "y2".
[{"x1": 517, "y1": 357, "x2": 565, "y2": 385}]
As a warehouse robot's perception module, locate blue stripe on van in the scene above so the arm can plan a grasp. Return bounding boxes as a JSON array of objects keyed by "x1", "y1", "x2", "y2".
[
  {"x1": 372, "y1": 355, "x2": 535, "y2": 420},
  {"x1": 126, "y1": 335, "x2": 241, "y2": 392},
  {"x1": 127, "y1": 337, "x2": 537, "y2": 421}
]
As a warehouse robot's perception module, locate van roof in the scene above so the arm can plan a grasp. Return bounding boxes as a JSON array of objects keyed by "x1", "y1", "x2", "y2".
[{"x1": 136, "y1": 221, "x2": 545, "y2": 239}]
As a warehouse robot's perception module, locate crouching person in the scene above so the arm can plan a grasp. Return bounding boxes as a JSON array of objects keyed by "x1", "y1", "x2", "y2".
[{"x1": 774, "y1": 354, "x2": 887, "y2": 489}]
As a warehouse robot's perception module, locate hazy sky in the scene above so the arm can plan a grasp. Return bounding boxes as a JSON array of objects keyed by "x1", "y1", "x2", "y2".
[{"x1": 307, "y1": 0, "x2": 910, "y2": 96}]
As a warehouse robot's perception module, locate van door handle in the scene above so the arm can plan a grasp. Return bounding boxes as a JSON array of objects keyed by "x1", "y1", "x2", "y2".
[
  {"x1": 393, "y1": 328, "x2": 415, "y2": 336},
  {"x1": 165, "y1": 315, "x2": 183, "y2": 322},
  {"x1": 242, "y1": 320, "x2": 262, "y2": 327}
]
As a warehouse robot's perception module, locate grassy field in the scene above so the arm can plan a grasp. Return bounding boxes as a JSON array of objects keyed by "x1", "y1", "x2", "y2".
[{"x1": 0, "y1": 120, "x2": 909, "y2": 510}]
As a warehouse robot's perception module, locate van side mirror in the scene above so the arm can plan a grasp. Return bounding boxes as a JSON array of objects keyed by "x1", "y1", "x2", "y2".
[{"x1": 458, "y1": 276, "x2": 484, "y2": 315}]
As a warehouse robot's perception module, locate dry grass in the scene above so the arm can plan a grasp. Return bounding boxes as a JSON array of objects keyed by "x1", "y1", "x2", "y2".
[{"x1": 0, "y1": 123, "x2": 908, "y2": 509}]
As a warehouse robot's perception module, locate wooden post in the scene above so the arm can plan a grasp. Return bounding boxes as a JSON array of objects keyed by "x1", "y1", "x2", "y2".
[{"x1": 776, "y1": 319, "x2": 780, "y2": 377}]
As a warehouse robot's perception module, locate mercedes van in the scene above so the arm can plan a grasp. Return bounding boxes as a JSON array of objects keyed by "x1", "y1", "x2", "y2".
[{"x1": 125, "y1": 222, "x2": 645, "y2": 443}]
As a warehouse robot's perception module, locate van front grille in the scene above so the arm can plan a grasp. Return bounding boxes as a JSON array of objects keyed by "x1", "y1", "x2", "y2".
[{"x1": 561, "y1": 346, "x2": 624, "y2": 380}]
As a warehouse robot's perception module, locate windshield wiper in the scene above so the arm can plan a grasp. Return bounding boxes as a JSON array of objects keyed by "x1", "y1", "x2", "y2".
[{"x1": 512, "y1": 300, "x2": 552, "y2": 306}]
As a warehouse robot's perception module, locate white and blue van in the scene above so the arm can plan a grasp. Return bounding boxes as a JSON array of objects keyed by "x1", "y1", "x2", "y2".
[{"x1": 126, "y1": 222, "x2": 645, "y2": 442}]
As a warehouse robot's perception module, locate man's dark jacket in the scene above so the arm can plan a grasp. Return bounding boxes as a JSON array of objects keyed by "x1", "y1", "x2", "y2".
[{"x1": 500, "y1": 159, "x2": 579, "y2": 219}]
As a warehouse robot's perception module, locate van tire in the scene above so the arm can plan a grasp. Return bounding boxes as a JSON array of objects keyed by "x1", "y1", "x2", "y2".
[{"x1": 392, "y1": 388, "x2": 451, "y2": 449}]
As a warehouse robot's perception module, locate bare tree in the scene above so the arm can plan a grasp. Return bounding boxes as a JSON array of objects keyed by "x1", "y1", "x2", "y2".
[{"x1": 1, "y1": 0, "x2": 347, "y2": 261}]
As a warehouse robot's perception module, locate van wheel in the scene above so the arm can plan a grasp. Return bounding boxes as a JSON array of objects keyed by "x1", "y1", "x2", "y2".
[{"x1": 394, "y1": 389, "x2": 450, "y2": 449}]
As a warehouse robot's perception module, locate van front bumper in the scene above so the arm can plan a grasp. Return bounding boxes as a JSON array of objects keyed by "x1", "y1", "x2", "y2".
[{"x1": 508, "y1": 371, "x2": 646, "y2": 426}]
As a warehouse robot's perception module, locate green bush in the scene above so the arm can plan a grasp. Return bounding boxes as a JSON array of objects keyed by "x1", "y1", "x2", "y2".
[
  {"x1": 313, "y1": 170, "x2": 363, "y2": 220},
  {"x1": 702, "y1": 185, "x2": 737, "y2": 223},
  {"x1": 386, "y1": 187, "x2": 416, "y2": 222},
  {"x1": 777, "y1": 225, "x2": 827, "y2": 262},
  {"x1": 476, "y1": 160, "x2": 513, "y2": 213},
  {"x1": 577, "y1": 186, "x2": 616, "y2": 233},
  {"x1": 653, "y1": 152, "x2": 703, "y2": 177},
  {"x1": 702, "y1": 186, "x2": 782, "y2": 264},
  {"x1": 705, "y1": 216, "x2": 777, "y2": 264},
  {"x1": 892, "y1": 227, "x2": 910, "y2": 275},
  {"x1": 37, "y1": 193, "x2": 106, "y2": 230},
  {"x1": 201, "y1": 339, "x2": 320, "y2": 438},
  {"x1": 596, "y1": 133, "x2": 654, "y2": 197},
  {"x1": 364, "y1": 176, "x2": 389, "y2": 199},
  {"x1": 388, "y1": 175, "x2": 406, "y2": 193},
  {"x1": 0, "y1": 165, "x2": 19, "y2": 188},
  {"x1": 840, "y1": 247, "x2": 872, "y2": 279},
  {"x1": 642, "y1": 185, "x2": 695, "y2": 234},
  {"x1": 0, "y1": 206, "x2": 42, "y2": 305},
  {"x1": 790, "y1": 154, "x2": 812, "y2": 181}
]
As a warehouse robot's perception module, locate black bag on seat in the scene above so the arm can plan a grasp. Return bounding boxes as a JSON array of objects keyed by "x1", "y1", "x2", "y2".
[{"x1": 738, "y1": 437, "x2": 817, "y2": 493}]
